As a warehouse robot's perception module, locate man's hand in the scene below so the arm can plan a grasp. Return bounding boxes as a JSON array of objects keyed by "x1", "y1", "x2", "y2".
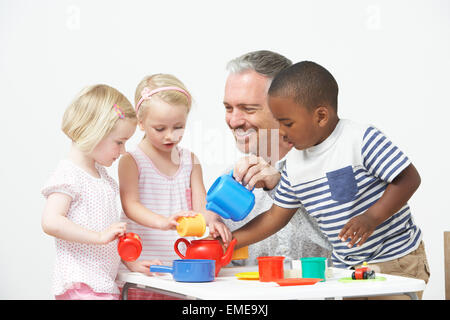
[{"x1": 233, "y1": 154, "x2": 281, "y2": 190}]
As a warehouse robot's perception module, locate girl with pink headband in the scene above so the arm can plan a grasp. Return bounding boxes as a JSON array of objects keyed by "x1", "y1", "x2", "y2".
[{"x1": 117, "y1": 74, "x2": 232, "y2": 300}]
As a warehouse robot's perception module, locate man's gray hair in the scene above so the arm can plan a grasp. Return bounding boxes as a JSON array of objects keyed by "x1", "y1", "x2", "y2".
[{"x1": 226, "y1": 50, "x2": 292, "y2": 79}]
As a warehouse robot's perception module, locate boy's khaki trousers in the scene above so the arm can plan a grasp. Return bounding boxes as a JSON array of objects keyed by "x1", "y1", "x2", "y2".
[{"x1": 344, "y1": 241, "x2": 430, "y2": 300}]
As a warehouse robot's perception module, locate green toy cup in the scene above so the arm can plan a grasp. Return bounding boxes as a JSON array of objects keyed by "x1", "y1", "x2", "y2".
[{"x1": 300, "y1": 257, "x2": 327, "y2": 282}]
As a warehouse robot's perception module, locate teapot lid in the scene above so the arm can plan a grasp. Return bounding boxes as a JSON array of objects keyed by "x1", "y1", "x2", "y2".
[{"x1": 191, "y1": 239, "x2": 220, "y2": 244}]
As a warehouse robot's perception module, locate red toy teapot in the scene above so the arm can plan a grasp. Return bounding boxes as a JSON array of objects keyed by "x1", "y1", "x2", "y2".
[{"x1": 174, "y1": 238, "x2": 237, "y2": 276}]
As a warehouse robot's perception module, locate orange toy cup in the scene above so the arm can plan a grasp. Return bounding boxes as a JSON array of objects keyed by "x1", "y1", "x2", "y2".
[
  {"x1": 257, "y1": 256, "x2": 285, "y2": 282},
  {"x1": 232, "y1": 246, "x2": 249, "y2": 260},
  {"x1": 118, "y1": 232, "x2": 142, "y2": 262},
  {"x1": 176, "y1": 213, "x2": 206, "y2": 237}
]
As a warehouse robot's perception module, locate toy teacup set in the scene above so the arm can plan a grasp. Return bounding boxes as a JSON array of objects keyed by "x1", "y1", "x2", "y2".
[
  {"x1": 117, "y1": 170, "x2": 253, "y2": 279},
  {"x1": 149, "y1": 170, "x2": 248, "y2": 282},
  {"x1": 118, "y1": 171, "x2": 383, "y2": 284}
]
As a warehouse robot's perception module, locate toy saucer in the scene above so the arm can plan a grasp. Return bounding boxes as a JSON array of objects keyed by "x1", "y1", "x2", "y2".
[
  {"x1": 276, "y1": 278, "x2": 323, "y2": 286},
  {"x1": 338, "y1": 276, "x2": 386, "y2": 283},
  {"x1": 235, "y1": 272, "x2": 259, "y2": 280}
]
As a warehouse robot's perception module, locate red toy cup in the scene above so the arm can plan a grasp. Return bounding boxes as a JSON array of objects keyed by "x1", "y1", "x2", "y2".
[
  {"x1": 118, "y1": 233, "x2": 142, "y2": 262},
  {"x1": 257, "y1": 256, "x2": 285, "y2": 282}
]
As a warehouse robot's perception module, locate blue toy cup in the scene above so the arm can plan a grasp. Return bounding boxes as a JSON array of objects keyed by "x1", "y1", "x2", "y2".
[
  {"x1": 206, "y1": 170, "x2": 255, "y2": 221},
  {"x1": 300, "y1": 257, "x2": 327, "y2": 282},
  {"x1": 150, "y1": 259, "x2": 215, "y2": 282}
]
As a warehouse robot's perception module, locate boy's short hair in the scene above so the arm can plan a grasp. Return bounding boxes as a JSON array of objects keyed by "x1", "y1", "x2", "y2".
[{"x1": 268, "y1": 61, "x2": 339, "y2": 111}]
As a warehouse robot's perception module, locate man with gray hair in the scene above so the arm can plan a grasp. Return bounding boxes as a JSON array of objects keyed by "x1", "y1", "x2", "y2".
[{"x1": 222, "y1": 50, "x2": 332, "y2": 266}]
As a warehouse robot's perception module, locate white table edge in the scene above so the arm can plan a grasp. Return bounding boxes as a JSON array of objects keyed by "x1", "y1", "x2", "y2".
[{"x1": 116, "y1": 267, "x2": 426, "y2": 300}]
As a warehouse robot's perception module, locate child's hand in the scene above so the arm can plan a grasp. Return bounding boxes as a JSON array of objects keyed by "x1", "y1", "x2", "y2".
[
  {"x1": 98, "y1": 222, "x2": 126, "y2": 244},
  {"x1": 163, "y1": 210, "x2": 197, "y2": 230},
  {"x1": 123, "y1": 259, "x2": 163, "y2": 276},
  {"x1": 208, "y1": 219, "x2": 232, "y2": 247},
  {"x1": 338, "y1": 212, "x2": 378, "y2": 248}
]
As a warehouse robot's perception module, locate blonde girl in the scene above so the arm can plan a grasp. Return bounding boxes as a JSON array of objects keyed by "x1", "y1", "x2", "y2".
[
  {"x1": 118, "y1": 74, "x2": 231, "y2": 299},
  {"x1": 41, "y1": 84, "x2": 137, "y2": 300}
]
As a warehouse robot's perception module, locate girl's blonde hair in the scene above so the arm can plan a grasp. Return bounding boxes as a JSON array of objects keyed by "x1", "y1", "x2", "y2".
[
  {"x1": 134, "y1": 74, "x2": 192, "y2": 120},
  {"x1": 62, "y1": 84, "x2": 136, "y2": 153}
]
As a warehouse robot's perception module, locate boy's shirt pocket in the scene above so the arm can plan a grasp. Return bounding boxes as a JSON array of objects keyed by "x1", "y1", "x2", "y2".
[{"x1": 326, "y1": 165, "x2": 358, "y2": 203}]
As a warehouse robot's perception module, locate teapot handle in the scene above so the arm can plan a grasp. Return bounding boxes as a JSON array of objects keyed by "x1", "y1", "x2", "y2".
[{"x1": 174, "y1": 238, "x2": 191, "y2": 259}]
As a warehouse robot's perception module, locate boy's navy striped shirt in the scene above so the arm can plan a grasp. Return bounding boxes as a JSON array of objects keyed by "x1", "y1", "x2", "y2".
[{"x1": 273, "y1": 119, "x2": 421, "y2": 268}]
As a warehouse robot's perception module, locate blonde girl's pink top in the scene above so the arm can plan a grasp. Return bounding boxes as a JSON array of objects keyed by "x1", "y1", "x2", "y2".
[
  {"x1": 119, "y1": 146, "x2": 193, "y2": 274},
  {"x1": 41, "y1": 159, "x2": 122, "y2": 295}
]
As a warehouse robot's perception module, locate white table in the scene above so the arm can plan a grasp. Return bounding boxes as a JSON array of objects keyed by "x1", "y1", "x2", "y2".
[{"x1": 117, "y1": 265, "x2": 425, "y2": 300}]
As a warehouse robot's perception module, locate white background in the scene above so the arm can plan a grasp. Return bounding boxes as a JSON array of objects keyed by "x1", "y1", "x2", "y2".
[{"x1": 1, "y1": 0, "x2": 449, "y2": 299}]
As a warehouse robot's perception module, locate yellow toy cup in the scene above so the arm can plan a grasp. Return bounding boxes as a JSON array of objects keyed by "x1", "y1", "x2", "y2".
[
  {"x1": 176, "y1": 214, "x2": 206, "y2": 237},
  {"x1": 232, "y1": 246, "x2": 249, "y2": 260}
]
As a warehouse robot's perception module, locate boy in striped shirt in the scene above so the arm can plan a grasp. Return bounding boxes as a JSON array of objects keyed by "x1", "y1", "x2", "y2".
[{"x1": 232, "y1": 61, "x2": 429, "y2": 299}]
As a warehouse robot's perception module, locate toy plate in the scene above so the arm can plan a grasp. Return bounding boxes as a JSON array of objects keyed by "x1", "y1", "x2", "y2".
[
  {"x1": 235, "y1": 272, "x2": 259, "y2": 280},
  {"x1": 276, "y1": 278, "x2": 323, "y2": 286},
  {"x1": 338, "y1": 276, "x2": 387, "y2": 283}
]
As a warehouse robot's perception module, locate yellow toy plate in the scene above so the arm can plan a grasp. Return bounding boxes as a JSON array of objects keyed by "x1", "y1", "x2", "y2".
[
  {"x1": 338, "y1": 276, "x2": 386, "y2": 283},
  {"x1": 235, "y1": 272, "x2": 259, "y2": 280}
]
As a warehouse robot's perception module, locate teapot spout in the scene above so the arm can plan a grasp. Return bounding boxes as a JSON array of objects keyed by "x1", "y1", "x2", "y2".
[{"x1": 220, "y1": 238, "x2": 238, "y2": 267}]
